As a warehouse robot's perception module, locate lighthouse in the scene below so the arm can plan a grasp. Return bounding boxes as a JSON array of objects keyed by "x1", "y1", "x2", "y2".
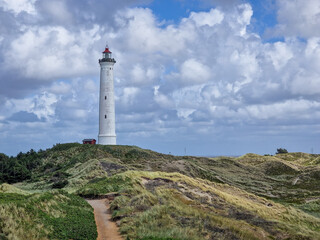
[{"x1": 98, "y1": 46, "x2": 116, "y2": 145}]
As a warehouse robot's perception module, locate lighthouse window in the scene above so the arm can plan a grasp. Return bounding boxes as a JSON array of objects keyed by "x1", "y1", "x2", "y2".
[
  {"x1": 110, "y1": 68, "x2": 112, "y2": 70},
  {"x1": 105, "y1": 96, "x2": 107, "y2": 100},
  {"x1": 105, "y1": 115, "x2": 107, "y2": 119}
]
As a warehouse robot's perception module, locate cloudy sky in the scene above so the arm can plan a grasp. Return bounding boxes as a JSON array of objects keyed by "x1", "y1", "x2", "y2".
[{"x1": 0, "y1": 0, "x2": 319, "y2": 156}]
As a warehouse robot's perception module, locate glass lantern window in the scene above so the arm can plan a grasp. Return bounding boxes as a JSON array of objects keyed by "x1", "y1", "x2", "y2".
[{"x1": 103, "y1": 52, "x2": 111, "y2": 58}]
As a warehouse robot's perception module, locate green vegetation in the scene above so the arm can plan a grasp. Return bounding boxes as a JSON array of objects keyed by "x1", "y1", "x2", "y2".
[
  {"x1": 0, "y1": 191, "x2": 97, "y2": 240},
  {"x1": 0, "y1": 183, "x2": 30, "y2": 195},
  {"x1": 0, "y1": 143, "x2": 319, "y2": 239},
  {"x1": 79, "y1": 171, "x2": 320, "y2": 239},
  {"x1": 0, "y1": 150, "x2": 41, "y2": 183},
  {"x1": 276, "y1": 148, "x2": 288, "y2": 154},
  {"x1": 77, "y1": 174, "x2": 132, "y2": 197}
]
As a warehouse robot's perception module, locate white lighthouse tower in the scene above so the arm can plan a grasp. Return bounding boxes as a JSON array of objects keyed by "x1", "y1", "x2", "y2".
[{"x1": 98, "y1": 46, "x2": 116, "y2": 145}]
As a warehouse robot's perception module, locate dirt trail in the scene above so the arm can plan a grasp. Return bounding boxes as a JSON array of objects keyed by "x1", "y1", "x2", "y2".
[{"x1": 86, "y1": 199, "x2": 123, "y2": 240}]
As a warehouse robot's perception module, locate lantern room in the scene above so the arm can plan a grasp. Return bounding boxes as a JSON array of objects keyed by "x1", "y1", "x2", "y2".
[
  {"x1": 103, "y1": 47, "x2": 112, "y2": 59},
  {"x1": 99, "y1": 46, "x2": 116, "y2": 63}
]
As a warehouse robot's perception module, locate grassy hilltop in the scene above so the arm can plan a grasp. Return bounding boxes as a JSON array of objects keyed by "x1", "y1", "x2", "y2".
[{"x1": 0, "y1": 143, "x2": 320, "y2": 239}]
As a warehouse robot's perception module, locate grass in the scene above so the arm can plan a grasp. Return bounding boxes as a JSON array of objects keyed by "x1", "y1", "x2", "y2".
[
  {"x1": 77, "y1": 174, "x2": 133, "y2": 197},
  {"x1": 0, "y1": 191, "x2": 97, "y2": 240},
  {"x1": 1, "y1": 144, "x2": 320, "y2": 239},
  {"x1": 0, "y1": 183, "x2": 30, "y2": 195},
  {"x1": 292, "y1": 200, "x2": 320, "y2": 218},
  {"x1": 11, "y1": 144, "x2": 320, "y2": 221},
  {"x1": 79, "y1": 170, "x2": 320, "y2": 240}
]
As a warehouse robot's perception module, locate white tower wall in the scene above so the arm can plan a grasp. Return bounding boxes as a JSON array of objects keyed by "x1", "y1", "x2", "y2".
[{"x1": 98, "y1": 59, "x2": 116, "y2": 145}]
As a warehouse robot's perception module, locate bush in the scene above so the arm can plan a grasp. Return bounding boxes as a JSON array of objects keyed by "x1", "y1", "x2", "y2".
[
  {"x1": 52, "y1": 180, "x2": 69, "y2": 189},
  {"x1": 51, "y1": 143, "x2": 80, "y2": 152},
  {"x1": 276, "y1": 148, "x2": 288, "y2": 154}
]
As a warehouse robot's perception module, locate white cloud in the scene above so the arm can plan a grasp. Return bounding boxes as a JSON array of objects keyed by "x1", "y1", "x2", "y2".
[
  {"x1": 102, "y1": 6, "x2": 320, "y2": 136},
  {"x1": 245, "y1": 99, "x2": 320, "y2": 120},
  {"x1": 1, "y1": 92, "x2": 58, "y2": 123},
  {"x1": 177, "y1": 108, "x2": 195, "y2": 119},
  {"x1": 39, "y1": 0, "x2": 73, "y2": 24},
  {"x1": 1, "y1": 1, "x2": 320, "y2": 155},
  {"x1": 201, "y1": 85, "x2": 221, "y2": 100},
  {"x1": 114, "y1": 7, "x2": 196, "y2": 54},
  {"x1": 130, "y1": 64, "x2": 160, "y2": 86},
  {"x1": 227, "y1": 3, "x2": 253, "y2": 36},
  {"x1": 49, "y1": 81, "x2": 72, "y2": 94},
  {"x1": 265, "y1": 42, "x2": 293, "y2": 71},
  {"x1": 304, "y1": 38, "x2": 320, "y2": 73},
  {"x1": 180, "y1": 59, "x2": 211, "y2": 85},
  {"x1": 271, "y1": 0, "x2": 320, "y2": 38},
  {"x1": 120, "y1": 87, "x2": 140, "y2": 106},
  {"x1": 0, "y1": 0, "x2": 36, "y2": 15},
  {"x1": 31, "y1": 92, "x2": 58, "y2": 120},
  {"x1": 84, "y1": 79, "x2": 98, "y2": 93},
  {"x1": 4, "y1": 25, "x2": 102, "y2": 80},
  {"x1": 189, "y1": 8, "x2": 224, "y2": 27},
  {"x1": 291, "y1": 72, "x2": 320, "y2": 95},
  {"x1": 154, "y1": 95, "x2": 174, "y2": 109}
]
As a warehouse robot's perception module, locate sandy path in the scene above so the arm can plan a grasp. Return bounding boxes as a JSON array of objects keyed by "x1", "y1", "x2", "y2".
[{"x1": 86, "y1": 199, "x2": 123, "y2": 240}]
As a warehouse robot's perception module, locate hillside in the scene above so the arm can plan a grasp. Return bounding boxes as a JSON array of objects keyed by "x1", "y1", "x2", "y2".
[
  {"x1": 0, "y1": 144, "x2": 319, "y2": 239},
  {"x1": 77, "y1": 171, "x2": 320, "y2": 239},
  {"x1": 0, "y1": 191, "x2": 97, "y2": 240}
]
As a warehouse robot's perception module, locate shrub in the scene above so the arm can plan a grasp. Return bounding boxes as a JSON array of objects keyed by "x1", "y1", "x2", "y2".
[
  {"x1": 276, "y1": 148, "x2": 288, "y2": 154},
  {"x1": 52, "y1": 180, "x2": 69, "y2": 189}
]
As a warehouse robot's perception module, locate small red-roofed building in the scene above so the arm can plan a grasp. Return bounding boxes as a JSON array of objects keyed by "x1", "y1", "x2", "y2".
[{"x1": 82, "y1": 139, "x2": 96, "y2": 145}]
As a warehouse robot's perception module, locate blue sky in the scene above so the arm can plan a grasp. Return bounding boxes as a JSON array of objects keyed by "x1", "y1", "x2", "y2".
[
  {"x1": 0, "y1": 0, "x2": 320, "y2": 156},
  {"x1": 146, "y1": 0, "x2": 278, "y2": 32}
]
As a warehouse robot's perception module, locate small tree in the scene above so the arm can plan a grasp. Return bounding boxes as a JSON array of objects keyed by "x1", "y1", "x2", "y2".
[{"x1": 276, "y1": 148, "x2": 288, "y2": 154}]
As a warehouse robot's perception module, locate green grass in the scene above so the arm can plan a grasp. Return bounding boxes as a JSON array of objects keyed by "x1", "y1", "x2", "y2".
[
  {"x1": 9, "y1": 144, "x2": 320, "y2": 221},
  {"x1": 0, "y1": 183, "x2": 30, "y2": 195},
  {"x1": 1, "y1": 144, "x2": 320, "y2": 239},
  {"x1": 292, "y1": 200, "x2": 320, "y2": 218},
  {"x1": 0, "y1": 191, "x2": 97, "y2": 240},
  {"x1": 77, "y1": 174, "x2": 133, "y2": 197},
  {"x1": 78, "y1": 170, "x2": 320, "y2": 240}
]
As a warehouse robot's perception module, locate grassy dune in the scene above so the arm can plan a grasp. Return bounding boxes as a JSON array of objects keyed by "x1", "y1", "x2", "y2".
[
  {"x1": 0, "y1": 183, "x2": 30, "y2": 195},
  {"x1": 0, "y1": 191, "x2": 97, "y2": 240},
  {"x1": 78, "y1": 171, "x2": 320, "y2": 240},
  {"x1": 0, "y1": 144, "x2": 319, "y2": 239}
]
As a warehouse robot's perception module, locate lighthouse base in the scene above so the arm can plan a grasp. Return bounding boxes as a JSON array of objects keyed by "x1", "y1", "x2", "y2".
[{"x1": 98, "y1": 135, "x2": 116, "y2": 145}]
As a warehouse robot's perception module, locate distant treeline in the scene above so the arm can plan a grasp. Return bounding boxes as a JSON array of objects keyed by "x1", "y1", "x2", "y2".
[
  {"x1": 0, "y1": 149, "x2": 43, "y2": 183},
  {"x1": 0, "y1": 143, "x2": 81, "y2": 184}
]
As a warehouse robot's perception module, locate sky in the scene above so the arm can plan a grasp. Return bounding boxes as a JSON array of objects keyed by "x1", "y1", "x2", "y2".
[{"x1": 0, "y1": 0, "x2": 319, "y2": 156}]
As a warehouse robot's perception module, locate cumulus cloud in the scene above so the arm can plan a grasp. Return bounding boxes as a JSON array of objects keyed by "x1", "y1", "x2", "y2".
[
  {"x1": 265, "y1": 42, "x2": 293, "y2": 71},
  {"x1": 34, "y1": 0, "x2": 153, "y2": 28},
  {"x1": 180, "y1": 59, "x2": 211, "y2": 85},
  {"x1": 268, "y1": 0, "x2": 320, "y2": 38},
  {"x1": 37, "y1": 0, "x2": 73, "y2": 25},
  {"x1": 291, "y1": 71, "x2": 320, "y2": 96},
  {"x1": 0, "y1": 0, "x2": 320, "y2": 155},
  {"x1": 0, "y1": 0, "x2": 36, "y2": 15},
  {"x1": 4, "y1": 25, "x2": 102, "y2": 80},
  {"x1": 189, "y1": 8, "x2": 224, "y2": 27},
  {"x1": 110, "y1": 4, "x2": 320, "y2": 137}
]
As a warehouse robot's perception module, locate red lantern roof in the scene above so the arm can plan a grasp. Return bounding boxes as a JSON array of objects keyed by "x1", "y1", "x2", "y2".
[{"x1": 103, "y1": 48, "x2": 112, "y2": 53}]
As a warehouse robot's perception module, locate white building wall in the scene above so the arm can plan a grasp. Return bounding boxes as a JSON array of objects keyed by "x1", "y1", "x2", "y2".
[{"x1": 98, "y1": 61, "x2": 116, "y2": 145}]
